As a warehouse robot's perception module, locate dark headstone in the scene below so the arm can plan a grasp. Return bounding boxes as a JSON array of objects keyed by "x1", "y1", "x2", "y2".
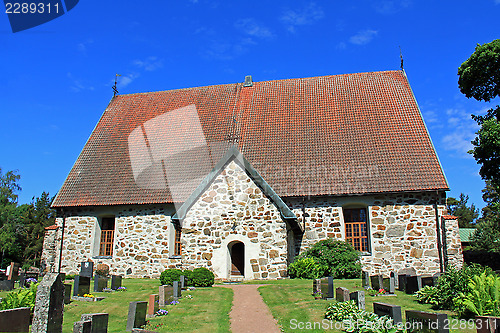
[
  {"x1": 405, "y1": 275, "x2": 422, "y2": 294},
  {"x1": 381, "y1": 277, "x2": 393, "y2": 293},
  {"x1": 110, "y1": 275, "x2": 122, "y2": 290},
  {"x1": 476, "y1": 315, "x2": 500, "y2": 333},
  {"x1": 94, "y1": 275, "x2": 108, "y2": 292},
  {"x1": 126, "y1": 301, "x2": 147, "y2": 332},
  {"x1": 432, "y1": 273, "x2": 442, "y2": 287},
  {"x1": 7, "y1": 262, "x2": 20, "y2": 281},
  {"x1": 80, "y1": 313, "x2": 108, "y2": 333},
  {"x1": 373, "y1": 302, "x2": 403, "y2": 325},
  {"x1": 0, "y1": 280, "x2": 14, "y2": 291},
  {"x1": 350, "y1": 291, "x2": 365, "y2": 310},
  {"x1": 173, "y1": 281, "x2": 181, "y2": 301},
  {"x1": 361, "y1": 271, "x2": 370, "y2": 288},
  {"x1": 147, "y1": 294, "x2": 159, "y2": 317},
  {"x1": 32, "y1": 273, "x2": 65, "y2": 333},
  {"x1": 131, "y1": 330, "x2": 160, "y2": 333},
  {"x1": 64, "y1": 284, "x2": 72, "y2": 304},
  {"x1": 0, "y1": 307, "x2": 30, "y2": 332},
  {"x1": 180, "y1": 275, "x2": 186, "y2": 290},
  {"x1": 320, "y1": 277, "x2": 334, "y2": 299},
  {"x1": 370, "y1": 275, "x2": 383, "y2": 290},
  {"x1": 73, "y1": 276, "x2": 91, "y2": 297},
  {"x1": 159, "y1": 285, "x2": 174, "y2": 306},
  {"x1": 80, "y1": 262, "x2": 94, "y2": 278},
  {"x1": 312, "y1": 279, "x2": 321, "y2": 296},
  {"x1": 19, "y1": 274, "x2": 26, "y2": 288},
  {"x1": 73, "y1": 320, "x2": 92, "y2": 333},
  {"x1": 421, "y1": 276, "x2": 435, "y2": 287},
  {"x1": 398, "y1": 274, "x2": 407, "y2": 292},
  {"x1": 405, "y1": 310, "x2": 449, "y2": 333},
  {"x1": 336, "y1": 287, "x2": 350, "y2": 302}
]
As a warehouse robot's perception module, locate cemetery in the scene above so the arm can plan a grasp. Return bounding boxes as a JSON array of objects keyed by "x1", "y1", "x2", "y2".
[{"x1": 0, "y1": 258, "x2": 499, "y2": 332}]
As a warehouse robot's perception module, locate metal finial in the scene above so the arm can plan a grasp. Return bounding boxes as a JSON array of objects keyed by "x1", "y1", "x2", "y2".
[{"x1": 113, "y1": 74, "x2": 121, "y2": 97}]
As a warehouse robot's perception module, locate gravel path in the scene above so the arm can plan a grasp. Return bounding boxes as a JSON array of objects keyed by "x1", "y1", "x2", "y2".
[{"x1": 219, "y1": 284, "x2": 281, "y2": 333}]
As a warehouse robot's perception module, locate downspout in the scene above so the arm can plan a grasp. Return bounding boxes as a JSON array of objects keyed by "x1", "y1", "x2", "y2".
[
  {"x1": 58, "y1": 209, "x2": 66, "y2": 273},
  {"x1": 434, "y1": 201, "x2": 444, "y2": 273}
]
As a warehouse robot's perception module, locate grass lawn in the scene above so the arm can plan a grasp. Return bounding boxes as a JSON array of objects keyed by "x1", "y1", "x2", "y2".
[
  {"x1": 256, "y1": 278, "x2": 477, "y2": 333},
  {"x1": 61, "y1": 279, "x2": 232, "y2": 332}
]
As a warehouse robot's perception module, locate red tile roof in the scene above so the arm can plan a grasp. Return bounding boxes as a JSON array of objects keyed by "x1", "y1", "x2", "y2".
[
  {"x1": 45, "y1": 225, "x2": 59, "y2": 230},
  {"x1": 442, "y1": 215, "x2": 458, "y2": 220},
  {"x1": 52, "y1": 70, "x2": 448, "y2": 207}
]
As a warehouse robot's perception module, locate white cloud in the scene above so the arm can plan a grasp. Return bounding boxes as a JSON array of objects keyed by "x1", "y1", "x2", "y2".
[
  {"x1": 133, "y1": 56, "x2": 163, "y2": 72},
  {"x1": 374, "y1": 0, "x2": 412, "y2": 14},
  {"x1": 349, "y1": 30, "x2": 378, "y2": 45},
  {"x1": 76, "y1": 39, "x2": 94, "y2": 55},
  {"x1": 118, "y1": 73, "x2": 139, "y2": 88},
  {"x1": 67, "y1": 72, "x2": 95, "y2": 92},
  {"x1": 203, "y1": 38, "x2": 256, "y2": 61},
  {"x1": 235, "y1": 18, "x2": 274, "y2": 39},
  {"x1": 441, "y1": 107, "x2": 481, "y2": 158},
  {"x1": 280, "y1": 2, "x2": 324, "y2": 33},
  {"x1": 496, "y1": 0, "x2": 500, "y2": 4}
]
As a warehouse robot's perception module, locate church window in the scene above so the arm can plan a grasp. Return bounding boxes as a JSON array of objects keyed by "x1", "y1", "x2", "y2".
[
  {"x1": 343, "y1": 208, "x2": 369, "y2": 252},
  {"x1": 99, "y1": 217, "x2": 115, "y2": 256}
]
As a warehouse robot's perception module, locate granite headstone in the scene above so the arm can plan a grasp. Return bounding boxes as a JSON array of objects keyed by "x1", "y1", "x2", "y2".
[
  {"x1": 111, "y1": 275, "x2": 122, "y2": 290},
  {"x1": 80, "y1": 262, "x2": 94, "y2": 278},
  {"x1": 405, "y1": 310, "x2": 449, "y2": 333},
  {"x1": 73, "y1": 276, "x2": 91, "y2": 297},
  {"x1": 373, "y1": 302, "x2": 403, "y2": 325},
  {"x1": 32, "y1": 273, "x2": 65, "y2": 333},
  {"x1": 350, "y1": 291, "x2": 365, "y2": 310},
  {"x1": 0, "y1": 307, "x2": 30, "y2": 332},
  {"x1": 336, "y1": 287, "x2": 350, "y2": 302},
  {"x1": 126, "y1": 301, "x2": 147, "y2": 332},
  {"x1": 320, "y1": 277, "x2": 334, "y2": 299}
]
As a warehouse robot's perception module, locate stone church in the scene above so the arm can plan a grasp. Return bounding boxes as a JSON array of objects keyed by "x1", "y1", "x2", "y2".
[{"x1": 42, "y1": 70, "x2": 463, "y2": 280}]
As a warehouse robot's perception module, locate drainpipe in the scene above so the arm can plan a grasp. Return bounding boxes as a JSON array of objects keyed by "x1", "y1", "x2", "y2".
[
  {"x1": 58, "y1": 209, "x2": 66, "y2": 273},
  {"x1": 433, "y1": 201, "x2": 444, "y2": 273}
]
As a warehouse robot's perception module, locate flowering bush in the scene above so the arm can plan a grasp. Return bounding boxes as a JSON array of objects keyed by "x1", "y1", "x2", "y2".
[
  {"x1": 185, "y1": 294, "x2": 193, "y2": 299},
  {"x1": 83, "y1": 294, "x2": 95, "y2": 298},
  {"x1": 170, "y1": 300, "x2": 179, "y2": 305},
  {"x1": 116, "y1": 286, "x2": 127, "y2": 291}
]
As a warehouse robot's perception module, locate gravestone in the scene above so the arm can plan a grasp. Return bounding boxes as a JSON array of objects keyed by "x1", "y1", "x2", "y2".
[
  {"x1": 421, "y1": 276, "x2": 435, "y2": 288},
  {"x1": 476, "y1": 315, "x2": 500, "y2": 333},
  {"x1": 173, "y1": 281, "x2": 181, "y2": 301},
  {"x1": 159, "y1": 285, "x2": 174, "y2": 306},
  {"x1": 373, "y1": 302, "x2": 403, "y2": 325},
  {"x1": 7, "y1": 262, "x2": 20, "y2": 281},
  {"x1": 32, "y1": 273, "x2": 65, "y2": 333},
  {"x1": 147, "y1": 294, "x2": 159, "y2": 317},
  {"x1": 126, "y1": 301, "x2": 147, "y2": 332},
  {"x1": 370, "y1": 275, "x2": 383, "y2": 290},
  {"x1": 320, "y1": 277, "x2": 334, "y2": 300},
  {"x1": 349, "y1": 291, "x2": 365, "y2": 310},
  {"x1": 0, "y1": 280, "x2": 14, "y2": 291},
  {"x1": 19, "y1": 274, "x2": 26, "y2": 288},
  {"x1": 80, "y1": 262, "x2": 94, "y2": 278},
  {"x1": 405, "y1": 310, "x2": 449, "y2": 333},
  {"x1": 432, "y1": 273, "x2": 442, "y2": 287},
  {"x1": 397, "y1": 274, "x2": 407, "y2": 292},
  {"x1": 391, "y1": 271, "x2": 399, "y2": 289},
  {"x1": 0, "y1": 307, "x2": 30, "y2": 332},
  {"x1": 405, "y1": 275, "x2": 422, "y2": 294},
  {"x1": 111, "y1": 275, "x2": 122, "y2": 290},
  {"x1": 64, "y1": 284, "x2": 72, "y2": 304},
  {"x1": 180, "y1": 275, "x2": 186, "y2": 290},
  {"x1": 73, "y1": 275, "x2": 91, "y2": 297},
  {"x1": 73, "y1": 320, "x2": 92, "y2": 333},
  {"x1": 381, "y1": 277, "x2": 394, "y2": 293},
  {"x1": 361, "y1": 271, "x2": 370, "y2": 288},
  {"x1": 19, "y1": 272, "x2": 39, "y2": 288},
  {"x1": 312, "y1": 279, "x2": 321, "y2": 296},
  {"x1": 94, "y1": 275, "x2": 108, "y2": 292},
  {"x1": 80, "y1": 313, "x2": 109, "y2": 333},
  {"x1": 336, "y1": 287, "x2": 350, "y2": 302}
]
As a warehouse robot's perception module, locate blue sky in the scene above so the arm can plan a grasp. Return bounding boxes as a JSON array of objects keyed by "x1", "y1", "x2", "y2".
[{"x1": 1, "y1": 1, "x2": 499, "y2": 211}]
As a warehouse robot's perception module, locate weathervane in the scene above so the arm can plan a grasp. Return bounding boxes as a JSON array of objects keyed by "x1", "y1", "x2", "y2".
[
  {"x1": 113, "y1": 74, "x2": 121, "y2": 97},
  {"x1": 399, "y1": 46, "x2": 404, "y2": 70}
]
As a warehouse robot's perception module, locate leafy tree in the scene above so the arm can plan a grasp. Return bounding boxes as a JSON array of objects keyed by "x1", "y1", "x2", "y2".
[
  {"x1": 470, "y1": 182, "x2": 500, "y2": 252},
  {"x1": 458, "y1": 39, "x2": 500, "y2": 188},
  {"x1": 446, "y1": 193, "x2": 479, "y2": 228}
]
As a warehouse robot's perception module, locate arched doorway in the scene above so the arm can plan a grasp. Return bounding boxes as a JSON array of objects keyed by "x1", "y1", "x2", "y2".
[{"x1": 230, "y1": 242, "x2": 245, "y2": 276}]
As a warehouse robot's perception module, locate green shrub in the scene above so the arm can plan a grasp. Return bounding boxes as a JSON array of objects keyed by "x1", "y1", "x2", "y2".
[
  {"x1": 159, "y1": 268, "x2": 183, "y2": 285},
  {"x1": 288, "y1": 257, "x2": 327, "y2": 279},
  {"x1": 298, "y1": 239, "x2": 361, "y2": 279},
  {"x1": 325, "y1": 300, "x2": 360, "y2": 321},
  {"x1": 417, "y1": 263, "x2": 493, "y2": 310},
  {"x1": 454, "y1": 271, "x2": 500, "y2": 318},
  {"x1": 0, "y1": 283, "x2": 38, "y2": 313},
  {"x1": 415, "y1": 286, "x2": 440, "y2": 306},
  {"x1": 191, "y1": 267, "x2": 215, "y2": 287},
  {"x1": 182, "y1": 269, "x2": 194, "y2": 286}
]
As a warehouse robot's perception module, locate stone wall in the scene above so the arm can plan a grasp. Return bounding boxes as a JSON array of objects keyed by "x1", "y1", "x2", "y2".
[
  {"x1": 181, "y1": 160, "x2": 290, "y2": 280},
  {"x1": 42, "y1": 169, "x2": 461, "y2": 279}
]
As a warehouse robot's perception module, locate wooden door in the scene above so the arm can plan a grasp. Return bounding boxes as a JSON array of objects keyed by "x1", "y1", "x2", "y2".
[{"x1": 230, "y1": 242, "x2": 244, "y2": 276}]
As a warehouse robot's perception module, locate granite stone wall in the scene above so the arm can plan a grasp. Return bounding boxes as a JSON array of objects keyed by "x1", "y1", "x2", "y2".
[{"x1": 42, "y1": 165, "x2": 461, "y2": 279}]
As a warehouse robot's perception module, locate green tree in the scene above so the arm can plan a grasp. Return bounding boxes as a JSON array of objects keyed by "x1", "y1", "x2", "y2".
[
  {"x1": 458, "y1": 39, "x2": 500, "y2": 188},
  {"x1": 447, "y1": 193, "x2": 479, "y2": 228},
  {"x1": 470, "y1": 182, "x2": 500, "y2": 252}
]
